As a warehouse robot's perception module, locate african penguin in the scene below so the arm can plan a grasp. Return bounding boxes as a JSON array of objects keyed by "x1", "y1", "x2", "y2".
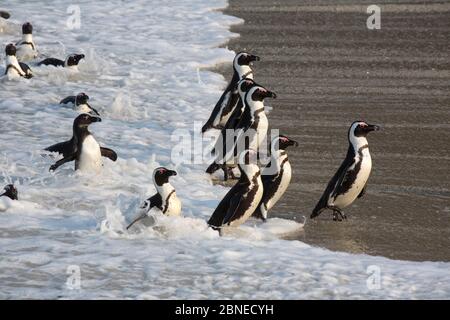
[
  {"x1": 46, "y1": 114, "x2": 117, "y2": 172},
  {"x1": 201, "y1": 52, "x2": 260, "y2": 133},
  {"x1": 206, "y1": 78, "x2": 256, "y2": 179},
  {"x1": 0, "y1": 184, "x2": 18, "y2": 212},
  {"x1": 0, "y1": 11, "x2": 10, "y2": 19},
  {"x1": 126, "y1": 167, "x2": 181, "y2": 230},
  {"x1": 253, "y1": 135, "x2": 298, "y2": 221},
  {"x1": 4, "y1": 44, "x2": 33, "y2": 79},
  {"x1": 15, "y1": 22, "x2": 38, "y2": 61},
  {"x1": 208, "y1": 150, "x2": 263, "y2": 233},
  {"x1": 38, "y1": 53, "x2": 85, "y2": 68},
  {"x1": 311, "y1": 121, "x2": 380, "y2": 221},
  {"x1": 60, "y1": 93, "x2": 100, "y2": 116}
]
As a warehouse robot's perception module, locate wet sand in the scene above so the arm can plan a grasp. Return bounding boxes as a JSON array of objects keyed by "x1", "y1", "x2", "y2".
[{"x1": 217, "y1": 0, "x2": 450, "y2": 261}]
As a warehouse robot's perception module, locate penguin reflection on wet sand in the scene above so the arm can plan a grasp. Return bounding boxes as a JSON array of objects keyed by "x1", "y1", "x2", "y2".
[
  {"x1": 208, "y1": 150, "x2": 263, "y2": 234},
  {"x1": 202, "y1": 52, "x2": 260, "y2": 133},
  {"x1": 253, "y1": 135, "x2": 298, "y2": 221},
  {"x1": 126, "y1": 167, "x2": 181, "y2": 230},
  {"x1": 311, "y1": 121, "x2": 380, "y2": 221},
  {"x1": 60, "y1": 92, "x2": 100, "y2": 116},
  {"x1": 4, "y1": 44, "x2": 33, "y2": 79},
  {"x1": 45, "y1": 114, "x2": 117, "y2": 172}
]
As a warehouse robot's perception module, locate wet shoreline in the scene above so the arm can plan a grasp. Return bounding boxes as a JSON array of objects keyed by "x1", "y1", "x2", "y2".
[{"x1": 216, "y1": 0, "x2": 450, "y2": 261}]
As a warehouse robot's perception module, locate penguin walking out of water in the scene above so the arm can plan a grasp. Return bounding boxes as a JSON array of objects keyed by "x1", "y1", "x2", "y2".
[
  {"x1": 60, "y1": 92, "x2": 100, "y2": 116},
  {"x1": 253, "y1": 135, "x2": 298, "y2": 221},
  {"x1": 208, "y1": 150, "x2": 263, "y2": 233},
  {"x1": 202, "y1": 52, "x2": 260, "y2": 133},
  {"x1": 15, "y1": 22, "x2": 37, "y2": 61},
  {"x1": 4, "y1": 44, "x2": 33, "y2": 79},
  {"x1": 206, "y1": 78, "x2": 256, "y2": 179},
  {"x1": 46, "y1": 114, "x2": 117, "y2": 172},
  {"x1": 38, "y1": 53, "x2": 85, "y2": 69},
  {"x1": 126, "y1": 167, "x2": 181, "y2": 230},
  {"x1": 311, "y1": 121, "x2": 380, "y2": 221},
  {"x1": 0, "y1": 184, "x2": 18, "y2": 212}
]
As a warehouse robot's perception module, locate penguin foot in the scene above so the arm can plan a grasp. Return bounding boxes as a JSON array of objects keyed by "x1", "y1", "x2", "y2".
[{"x1": 332, "y1": 210, "x2": 346, "y2": 221}]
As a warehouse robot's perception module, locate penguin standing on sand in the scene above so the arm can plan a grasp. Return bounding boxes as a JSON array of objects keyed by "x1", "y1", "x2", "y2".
[
  {"x1": 4, "y1": 44, "x2": 33, "y2": 79},
  {"x1": 16, "y1": 22, "x2": 37, "y2": 61},
  {"x1": 206, "y1": 78, "x2": 256, "y2": 179},
  {"x1": 60, "y1": 92, "x2": 100, "y2": 115},
  {"x1": 126, "y1": 167, "x2": 181, "y2": 230},
  {"x1": 38, "y1": 53, "x2": 85, "y2": 68},
  {"x1": 0, "y1": 184, "x2": 18, "y2": 212},
  {"x1": 202, "y1": 52, "x2": 260, "y2": 133},
  {"x1": 253, "y1": 135, "x2": 298, "y2": 221},
  {"x1": 46, "y1": 114, "x2": 117, "y2": 172},
  {"x1": 311, "y1": 121, "x2": 380, "y2": 221},
  {"x1": 208, "y1": 150, "x2": 263, "y2": 232}
]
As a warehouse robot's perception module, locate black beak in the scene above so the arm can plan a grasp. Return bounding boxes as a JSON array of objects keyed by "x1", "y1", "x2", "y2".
[
  {"x1": 168, "y1": 170, "x2": 177, "y2": 176},
  {"x1": 267, "y1": 91, "x2": 277, "y2": 99},
  {"x1": 91, "y1": 116, "x2": 102, "y2": 123},
  {"x1": 367, "y1": 124, "x2": 380, "y2": 132},
  {"x1": 249, "y1": 55, "x2": 260, "y2": 62},
  {"x1": 289, "y1": 139, "x2": 299, "y2": 147}
]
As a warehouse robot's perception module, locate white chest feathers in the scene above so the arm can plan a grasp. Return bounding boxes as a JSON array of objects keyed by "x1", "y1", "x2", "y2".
[
  {"x1": 158, "y1": 183, "x2": 181, "y2": 216},
  {"x1": 75, "y1": 104, "x2": 92, "y2": 114},
  {"x1": 5, "y1": 55, "x2": 24, "y2": 79},
  {"x1": 16, "y1": 37, "x2": 37, "y2": 61},
  {"x1": 266, "y1": 154, "x2": 292, "y2": 211},
  {"x1": 77, "y1": 135, "x2": 102, "y2": 172}
]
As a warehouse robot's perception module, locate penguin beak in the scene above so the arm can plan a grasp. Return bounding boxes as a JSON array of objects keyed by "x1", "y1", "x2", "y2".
[
  {"x1": 91, "y1": 116, "x2": 102, "y2": 123},
  {"x1": 289, "y1": 139, "x2": 299, "y2": 147},
  {"x1": 267, "y1": 91, "x2": 277, "y2": 99},
  {"x1": 168, "y1": 170, "x2": 177, "y2": 176},
  {"x1": 249, "y1": 55, "x2": 260, "y2": 62},
  {"x1": 366, "y1": 124, "x2": 380, "y2": 132}
]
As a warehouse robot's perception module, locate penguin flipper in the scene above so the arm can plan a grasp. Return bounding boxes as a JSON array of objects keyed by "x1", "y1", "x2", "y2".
[
  {"x1": 49, "y1": 153, "x2": 76, "y2": 171},
  {"x1": 253, "y1": 174, "x2": 277, "y2": 220},
  {"x1": 38, "y1": 58, "x2": 64, "y2": 67},
  {"x1": 222, "y1": 193, "x2": 244, "y2": 226},
  {"x1": 127, "y1": 194, "x2": 162, "y2": 230},
  {"x1": 45, "y1": 140, "x2": 74, "y2": 158},
  {"x1": 87, "y1": 103, "x2": 100, "y2": 116},
  {"x1": 18, "y1": 62, "x2": 33, "y2": 79},
  {"x1": 100, "y1": 147, "x2": 117, "y2": 161},
  {"x1": 59, "y1": 95, "x2": 76, "y2": 105},
  {"x1": 357, "y1": 185, "x2": 367, "y2": 198}
]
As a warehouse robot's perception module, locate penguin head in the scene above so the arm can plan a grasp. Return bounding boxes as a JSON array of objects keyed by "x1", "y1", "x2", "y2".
[
  {"x1": 5, "y1": 43, "x2": 16, "y2": 56},
  {"x1": 237, "y1": 150, "x2": 260, "y2": 178},
  {"x1": 237, "y1": 78, "x2": 255, "y2": 96},
  {"x1": 75, "y1": 93, "x2": 90, "y2": 105},
  {"x1": 153, "y1": 167, "x2": 177, "y2": 186},
  {"x1": 22, "y1": 22, "x2": 33, "y2": 34},
  {"x1": 234, "y1": 52, "x2": 260, "y2": 66},
  {"x1": 350, "y1": 121, "x2": 380, "y2": 139},
  {"x1": 66, "y1": 54, "x2": 85, "y2": 67},
  {"x1": 1, "y1": 184, "x2": 18, "y2": 200},
  {"x1": 74, "y1": 113, "x2": 101, "y2": 129},
  {"x1": 274, "y1": 135, "x2": 299, "y2": 150},
  {"x1": 247, "y1": 85, "x2": 277, "y2": 102}
]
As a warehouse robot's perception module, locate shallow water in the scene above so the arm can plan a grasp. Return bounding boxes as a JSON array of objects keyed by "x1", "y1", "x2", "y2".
[{"x1": 0, "y1": 0, "x2": 449, "y2": 299}]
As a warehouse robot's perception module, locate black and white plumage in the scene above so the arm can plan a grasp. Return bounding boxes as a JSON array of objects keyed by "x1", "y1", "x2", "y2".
[
  {"x1": 311, "y1": 121, "x2": 380, "y2": 221},
  {"x1": 208, "y1": 150, "x2": 263, "y2": 232},
  {"x1": 126, "y1": 167, "x2": 181, "y2": 230},
  {"x1": 0, "y1": 184, "x2": 18, "y2": 212},
  {"x1": 15, "y1": 22, "x2": 37, "y2": 61},
  {"x1": 4, "y1": 44, "x2": 33, "y2": 79},
  {"x1": 253, "y1": 135, "x2": 298, "y2": 221},
  {"x1": 0, "y1": 11, "x2": 10, "y2": 19},
  {"x1": 45, "y1": 114, "x2": 117, "y2": 172},
  {"x1": 201, "y1": 52, "x2": 260, "y2": 133},
  {"x1": 38, "y1": 53, "x2": 85, "y2": 68},
  {"x1": 60, "y1": 92, "x2": 100, "y2": 116}
]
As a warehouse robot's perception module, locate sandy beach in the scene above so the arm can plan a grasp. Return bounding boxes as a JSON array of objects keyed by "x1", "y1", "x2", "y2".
[{"x1": 219, "y1": 0, "x2": 450, "y2": 261}]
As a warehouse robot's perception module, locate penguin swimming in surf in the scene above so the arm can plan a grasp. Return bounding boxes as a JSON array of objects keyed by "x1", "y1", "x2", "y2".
[
  {"x1": 201, "y1": 52, "x2": 260, "y2": 133},
  {"x1": 46, "y1": 113, "x2": 117, "y2": 172},
  {"x1": 15, "y1": 22, "x2": 37, "y2": 61},
  {"x1": 253, "y1": 135, "x2": 298, "y2": 221},
  {"x1": 38, "y1": 53, "x2": 85, "y2": 68},
  {"x1": 0, "y1": 10, "x2": 10, "y2": 19},
  {"x1": 126, "y1": 167, "x2": 181, "y2": 230},
  {"x1": 311, "y1": 121, "x2": 380, "y2": 221},
  {"x1": 60, "y1": 92, "x2": 100, "y2": 116},
  {"x1": 4, "y1": 44, "x2": 33, "y2": 79},
  {"x1": 208, "y1": 150, "x2": 263, "y2": 233},
  {"x1": 0, "y1": 184, "x2": 18, "y2": 212}
]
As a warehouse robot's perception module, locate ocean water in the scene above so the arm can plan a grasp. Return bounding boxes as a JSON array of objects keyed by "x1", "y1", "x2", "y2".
[{"x1": 0, "y1": 0, "x2": 449, "y2": 299}]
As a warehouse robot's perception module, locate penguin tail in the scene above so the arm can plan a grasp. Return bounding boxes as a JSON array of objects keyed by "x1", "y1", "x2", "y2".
[{"x1": 201, "y1": 122, "x2": 212, "y2": 134}]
